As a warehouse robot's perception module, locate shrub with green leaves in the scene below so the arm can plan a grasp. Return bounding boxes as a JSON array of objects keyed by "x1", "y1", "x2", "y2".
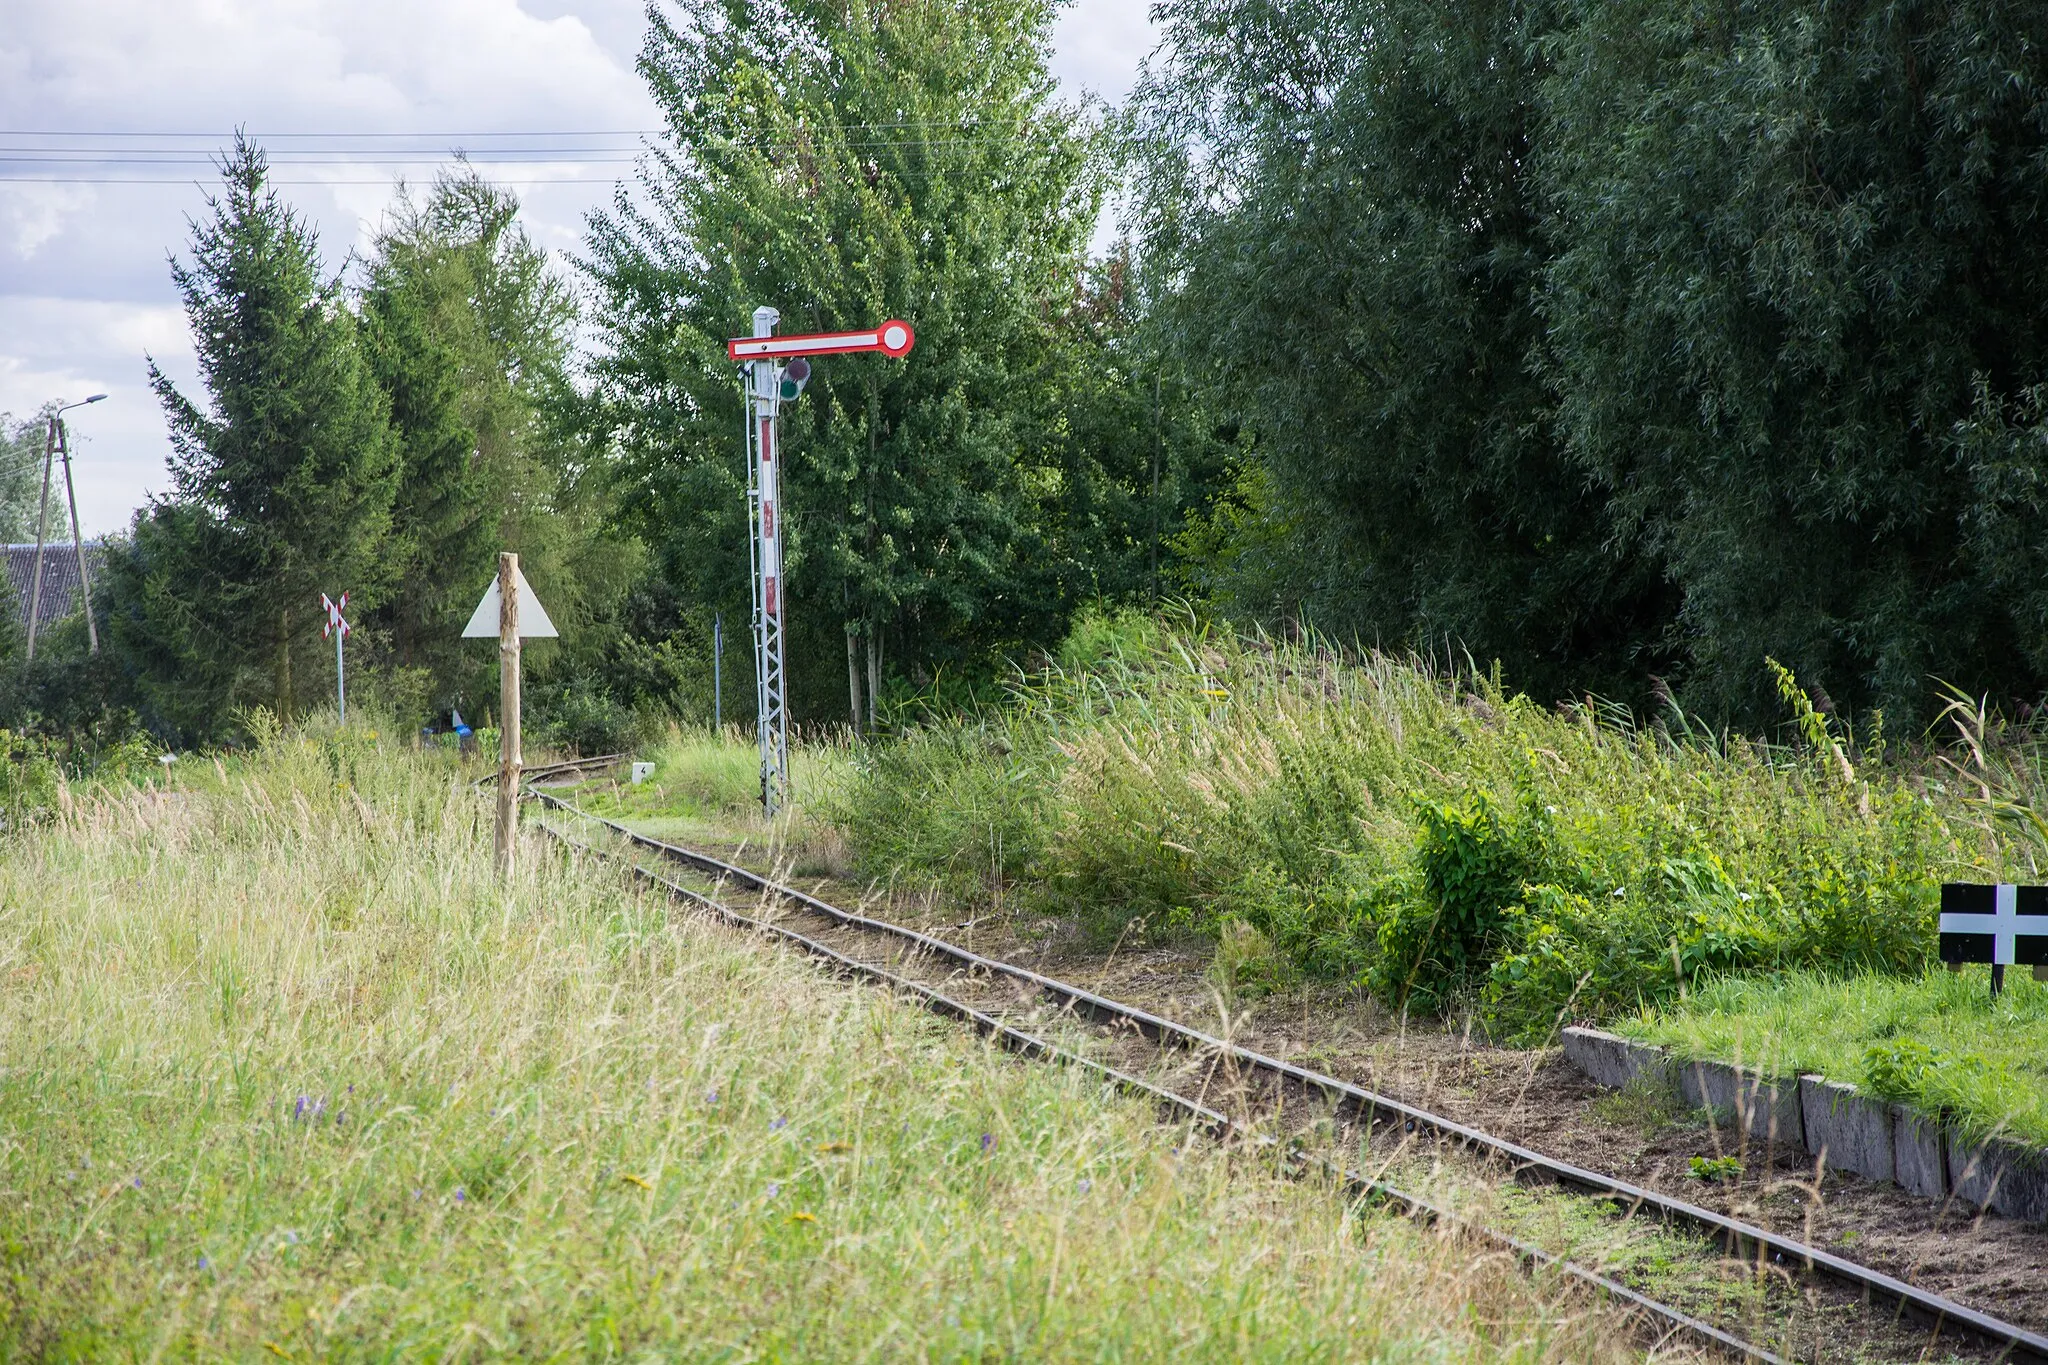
[{"x1": 835, "y1": 611, "x2": 1994, "y2": 1039}]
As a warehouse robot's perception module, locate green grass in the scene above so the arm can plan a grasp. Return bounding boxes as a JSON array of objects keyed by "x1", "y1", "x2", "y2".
[
  {"x1": 1615, "y1": 968, "x2": 2048, "y2": 1145},
  {"x1": 0, "y1": 736, "x2": 1644, "y2": 1360},
  {"x1": 829, "y1": 608, "x2": 2018, "y2": 1040},
  {"x1": 566, "y1": 725, "x2": 852, "y2": 873}
]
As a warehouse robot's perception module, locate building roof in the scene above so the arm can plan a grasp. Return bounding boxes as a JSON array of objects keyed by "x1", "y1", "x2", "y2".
[{"x1": 2, "y1": 541, "x2": 108, "y2": 631}]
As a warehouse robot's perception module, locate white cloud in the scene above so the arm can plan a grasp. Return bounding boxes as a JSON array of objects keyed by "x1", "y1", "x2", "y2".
[
  {"x1": 0, "y1": 0, "x2": 1158, "y2": 533},
  {"x1": 1051, "y1": 0, "x2": 1156, "y2": 105}
]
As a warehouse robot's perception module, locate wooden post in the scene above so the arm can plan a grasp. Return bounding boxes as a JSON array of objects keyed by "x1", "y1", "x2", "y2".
[{"x1": 495, "y1": 551, "x2": 521, "y2": 882}]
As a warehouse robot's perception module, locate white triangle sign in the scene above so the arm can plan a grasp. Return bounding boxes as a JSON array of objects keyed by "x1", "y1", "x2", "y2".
[{"x1": 462, "y1": 564, "x2": 559, "y2": 638}]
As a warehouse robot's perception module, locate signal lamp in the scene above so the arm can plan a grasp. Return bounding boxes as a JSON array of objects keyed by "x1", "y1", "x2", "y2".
[{"x1": 779, "y1": 357, "x2": 812, "y2": 401}]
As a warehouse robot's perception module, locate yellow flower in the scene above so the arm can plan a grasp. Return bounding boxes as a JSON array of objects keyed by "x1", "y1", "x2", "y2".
[
  {"x1": 816, "y1": 1141, "x2": 852, "y2": 1153},
  {"x1": 621, "y1": 1173, "x2": 653, "y2": 1191},
  {"x1": 789, "y1": 1210, "x2": 816, "y2": 1224}
]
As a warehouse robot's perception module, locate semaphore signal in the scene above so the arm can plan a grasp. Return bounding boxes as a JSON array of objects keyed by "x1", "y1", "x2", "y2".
[
  {"x1": 726, "y1": 320, "x2": 914, "y2": 363},
  {"x1": 728, "y1": 307, "x2": 915, "y2": 814}
]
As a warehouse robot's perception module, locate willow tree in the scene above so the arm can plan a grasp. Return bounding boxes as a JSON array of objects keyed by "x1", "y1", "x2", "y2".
[
  {"x1": 1125, "y1": 0, "x2": 1670, "y2": 703},
  {"x1": 1540, "y1": 0, "x2": 2048, "y2": 722}
]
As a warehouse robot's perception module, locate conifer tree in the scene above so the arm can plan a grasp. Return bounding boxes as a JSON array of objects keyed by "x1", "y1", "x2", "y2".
[
  {"x1": 362, "y1": 167, "x2": 598, "y2": 720},
  {"x1": 116, "y1": 137, "x2": 398, "y2": 736}
]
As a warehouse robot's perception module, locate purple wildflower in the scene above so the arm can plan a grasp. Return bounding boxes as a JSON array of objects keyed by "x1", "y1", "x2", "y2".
[
  {"x1": 197, "y1": 1255, "x2": 209, "y2": 1270},
  {"x1": 294, "y1": 1096, "x2": 308, "y2": 1120},
  {"x1": 130, "y1": 1176, "x2": 142, "y2": 1189},
  {"x1": 766, "y1": 1182, "x2": 780, "y2": 1198},
  {"x1": 705, "y1": 1090, "x2": 718, "y2": 1104},
  {"x1": 981, "y1": 1133, "x2": 996, "y2": 1152},
  {"x1": 1078, "y1": 1179, "x2": 1092, "y2": 1194},
  {"x1": 455, "y1": 1188, "x2": 466, "y2": 1203},
  {"x1": 770, "y1": 1116, "x2": 787, "y2": 1131}
]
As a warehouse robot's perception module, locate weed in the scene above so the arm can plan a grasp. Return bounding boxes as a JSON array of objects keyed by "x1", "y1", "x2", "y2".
[
  {"x1": 1688, "y1": 1155, "x2": 1745, "y2": 1183},
  {"x1": 1590, "y1": 1077, "x2": 1688, "y2": 1136}
]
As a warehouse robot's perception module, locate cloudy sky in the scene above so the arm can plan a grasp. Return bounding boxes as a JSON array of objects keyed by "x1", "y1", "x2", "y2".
[{"x1": 0, "y1": 0, "x2": 1158, "y2": 534}]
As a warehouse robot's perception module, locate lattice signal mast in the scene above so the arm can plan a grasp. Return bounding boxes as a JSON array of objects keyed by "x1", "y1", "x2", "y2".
[{"x1": 730, "y1": 307, "x2": 915, "y2": 813}]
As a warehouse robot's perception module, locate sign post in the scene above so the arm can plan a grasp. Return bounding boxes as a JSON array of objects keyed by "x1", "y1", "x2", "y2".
[
  {"x1": 320, "y1": 591, "x2": 351, "y2": 723},
  {"x1": 1940, "y1": 882, "x2": 2048, "y2": 995},
  {"x1": 726, "y1": 310, "x2": 914, "y2": 813},
  {"x1": 464, "y1": 554, "x2": 559, "y2": 882}
]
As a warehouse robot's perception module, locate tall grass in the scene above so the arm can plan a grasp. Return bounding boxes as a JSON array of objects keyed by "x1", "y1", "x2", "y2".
[
  {"x1": 834, "y1": 609, "x2": 2008, "y2": 1040},
  {"x1": 0, "y1": 734, "x2": 1640, "y2": 1359}
]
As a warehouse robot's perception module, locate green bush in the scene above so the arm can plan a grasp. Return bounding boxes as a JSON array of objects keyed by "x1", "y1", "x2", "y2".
[
  {"x1": 531, "y1": 674, "x2": 641, "y2": 756},
  {"x1": 831, "y1": 611, "x2": 1994, "y2": 1036},
  {"x1": 0, "y1": 728, "x2": 61, "y2": 828},
  {"x1": 832, "y1": 720, "x2": 1051, "y2": 905}
]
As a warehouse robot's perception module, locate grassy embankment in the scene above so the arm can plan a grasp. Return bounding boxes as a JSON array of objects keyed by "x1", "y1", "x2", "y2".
[
  {"x1": 1614, "y1": 970, "x2": 2048, "y2": 1144},
  {"x1": 810, "y1": 611, "x2": 2046, "y2": 1143},
  {"x1": 0, "y1": 729, "x2": 1649, "y2": 1359}
]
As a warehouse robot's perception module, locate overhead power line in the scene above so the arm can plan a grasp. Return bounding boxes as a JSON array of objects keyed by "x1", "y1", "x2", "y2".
[{"x1": 0, "y1": 122, "x2": 1087, "y2": 186}]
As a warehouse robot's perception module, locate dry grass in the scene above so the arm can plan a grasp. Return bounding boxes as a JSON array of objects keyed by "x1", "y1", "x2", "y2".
[{"x1": 0, "y1": 734, "x2": 1654, "y2": 1360}]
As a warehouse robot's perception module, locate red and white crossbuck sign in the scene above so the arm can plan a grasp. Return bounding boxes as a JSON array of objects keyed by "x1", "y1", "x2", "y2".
[
  {"x1": 320, "y1": 591, "x2": 352, "y2": 723},
  {"x1": 320, "y1": 591, "x2": 351, "y2": 640}
]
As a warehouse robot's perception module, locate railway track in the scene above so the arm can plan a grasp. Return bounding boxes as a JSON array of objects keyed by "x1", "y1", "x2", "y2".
[
  {"x1": 529, "y1": 789, "x2": 2048, "y2": 1365},
  {"x1": 479, "y1": 752, "x2": 630, "y2": 786}
]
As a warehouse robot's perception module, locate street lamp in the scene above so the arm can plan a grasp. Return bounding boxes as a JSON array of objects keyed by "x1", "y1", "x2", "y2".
[{"x1": 26, "y1": 393, "x2": 108, "y2": 660}]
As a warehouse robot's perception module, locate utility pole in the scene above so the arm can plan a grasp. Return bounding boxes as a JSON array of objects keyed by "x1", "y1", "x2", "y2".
[
  {"x1": 725, "y1": 312, "x2": 914, "y2": 813},
  {"x1": 713, "y1": 610, "x2": 722, "y2": 731},
  {"x1": 26, "y1": 393, "x2": 104, "y2": 660},
  {"x1": 58, "y1": 416, "x2": 98, "y2": 654}
]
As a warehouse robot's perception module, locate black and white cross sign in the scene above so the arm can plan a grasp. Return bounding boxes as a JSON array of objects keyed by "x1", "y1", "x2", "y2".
[{"x1": 1939, "y1": 883, "x2": 2048, "y2": 967}]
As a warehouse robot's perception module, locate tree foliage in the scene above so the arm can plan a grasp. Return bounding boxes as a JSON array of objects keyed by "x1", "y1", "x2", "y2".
[
  {"x1": 1540, "y1": 0, "x2": 2048, "y2": 720},
  {"x1": 1133, "y1": 0, "x2": 2048, "y2": 721},
  {"x1": 0, "y1": 409, "x2": 69, "y2": 546},
  {"x1": 360, "y1": 165, "x2": 609, "y2": 720},
  {"x1": 579, "y1": 0, "x2": 1177, "y2": 722},
  {"x1": 1129, "y1": 0, "x2": 1673, "y2": 702},
  {"x1": 116, "y1": 137, "x2": 399, "y2": 736}
]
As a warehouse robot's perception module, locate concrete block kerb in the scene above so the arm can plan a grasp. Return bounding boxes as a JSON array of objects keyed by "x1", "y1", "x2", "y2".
[
  {"x1": 1948, "y1": 1133, "x2": 2048, "y2": 1223},
  {"x1": 1893, "y1": 1106, "x2": 1948, "y2": 1200},
  {"x1": 1561, "y1": 1026, "x2": 1669, "y2": 1093},
  {"x1": 1799, "y1": 1076, "x2": 1895, "y2": 1185},
  {"x1": 1676, "y1": 1056, "x2": 1805, "y2": 1153},
  {"x1": 1557, "y1": 1025, "x2": 2048, "y2": 1222}
]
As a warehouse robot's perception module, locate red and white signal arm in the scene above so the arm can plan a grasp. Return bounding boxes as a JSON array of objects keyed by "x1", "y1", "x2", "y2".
[
  {"x1": 320, "y1": 591, "x2": 351, "y2": 640},
  {"x1": 726, "y1": 319, "x2": 915, "y2": 362}
]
